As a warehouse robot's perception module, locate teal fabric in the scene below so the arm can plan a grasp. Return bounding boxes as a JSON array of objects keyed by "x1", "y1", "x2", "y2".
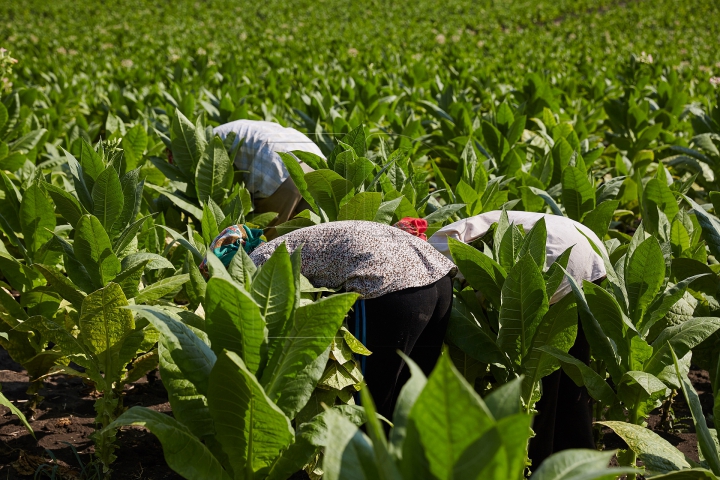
[
  {"x1": 242, "y1": 225, "x2": 265, "y2": 254},
  {"x1": 213, "y1": 243, "x2": 240, "y2": 267},
  {"x1": 211, "y1": 224, "x2": 265, "y2": 267}
]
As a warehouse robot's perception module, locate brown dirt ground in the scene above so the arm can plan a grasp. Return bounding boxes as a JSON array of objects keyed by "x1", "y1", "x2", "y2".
[
  {"x1": 0, "y1": 345, "x2": 708, "y2": 479},
  {"x1": 601, "y1": 367, "x2": 708, "y2": 472},
  {"x1": 0, "y1": 347, "x2": 181, "y2": 480}
]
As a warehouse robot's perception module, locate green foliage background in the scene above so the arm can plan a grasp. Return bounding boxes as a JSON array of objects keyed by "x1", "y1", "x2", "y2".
[
  {"x1": 1, "y1": 0, "x2": 719, "y2": 152},
  {"x1": 2, "y1": 0, "x2": 720, "y2": 478}
]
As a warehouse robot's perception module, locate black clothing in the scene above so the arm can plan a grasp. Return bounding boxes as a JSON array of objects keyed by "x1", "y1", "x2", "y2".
[
  {"x1": 528, "y1": 321, "x2": 595, "y2": 466},
  {"x1": 347, "y1": 274, "x2": 454, "y2": 420}
]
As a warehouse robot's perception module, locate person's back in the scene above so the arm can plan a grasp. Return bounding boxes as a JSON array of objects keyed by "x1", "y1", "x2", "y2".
[
  {"x1": 213, "y1": 120, "x2": 324, "y2": 198},
  {"x1": 250, "y1": 220, "x2": 455, "y2": 299},
  {"x1": 213, "y1": 120, "x2": 325, "y2": 237},
  {"x1": 207, "y1": 219, "x2": 456, "y2": 419},
  {"x1": 429, "y1": 210, "x2": 604, "y2": 463},
  {"x1": 429, "y1": 211, "x2": 607, "y2": 303}
]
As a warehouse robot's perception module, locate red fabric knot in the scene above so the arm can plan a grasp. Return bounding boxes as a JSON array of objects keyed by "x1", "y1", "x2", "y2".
[{"x1": 393, "y1": 217, "x2": 428, "y2": 240}]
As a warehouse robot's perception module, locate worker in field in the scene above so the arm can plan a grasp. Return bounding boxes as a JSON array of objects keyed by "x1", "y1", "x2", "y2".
[
  {"x1": 429, "y1": 210, "x2": 607, "y2": 465},
  {"x1": 201, "y1": 218, "x2": 456, "y2": 420},
  {"x1": 213, "y1": 120, "x2": 324, "y2": 238}
]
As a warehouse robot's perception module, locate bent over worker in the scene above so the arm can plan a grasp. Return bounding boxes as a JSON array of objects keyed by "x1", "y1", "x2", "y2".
[
  {"x1": 213, "y1": 120, "x2": 324, "y2": 238},
  {"x1": 429, "y1": 210, "x2": 608, "y2": 466},
  {"x1": 239, "y1": 219, "x2": 457, "y2": 419}
]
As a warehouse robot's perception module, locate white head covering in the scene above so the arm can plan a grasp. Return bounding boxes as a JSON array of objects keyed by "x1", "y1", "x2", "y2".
[
  {"x1": 214, "y1": 120, "x2": 324, "y2": 198},
  {"x1": 429, "y1": 211, "x2": 607, "y2": 304}
]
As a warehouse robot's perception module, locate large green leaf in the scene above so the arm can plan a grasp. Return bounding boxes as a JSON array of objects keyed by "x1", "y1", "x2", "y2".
[
  {"x1": 530, "y1": 449, "x2": 639, "y2": 480},
  {"x1": 185, "y1": 252, "x2": 207, "y2": 308},
  {"x1": 453, "y1": 414, "x2": 531, "y2": 480},
  {"x1": 208, "y1": 350, "x2": 294, "y2": 479},
  {"x1": 583, "y1": 282, "x2": 631, "y2": 368},
  {"x1": 497, "y1": 254, "x2": 549, "y2": 365},
  {"x1": 400, "y1": 353, "x2": 495, "y2": 480},
  {"x1": 338, "y1": 191, "x2": 382, "y2": 221},
  {"x1": 44, "y1": 183, "x2": 84, "y2": 228},
  {"x1": 251, "y1": 243, "x2": 295, "y2": 363},
  {"x1": 644, "y1": 177, "x2": 679, "y2": 223},
  {"x1": 113, "y1": 213, "x2": 153, "y2": 255},
  {"x1": 562, "y1": 166, "x2": 595, "y2": 221},
  {"x1": 78, "y1": 139, "x2": 105, "y2": 189},
  {"x1": 145, "y1": 183, "x2": 204, "y2": 220},
  {"x1": 672, "y1": 347, "x2": 720, "y2": 476},
  {"x1": 322, "y1": 409, "x2": 381, "y2": 480},
  {"x1": 448, "y1": 238, "x2": 507, "y2": 308},
  {"x1": 63, "y1": 149, "x2": 94, "y2": 212},
  {"x1": 200, "y1": 202, "x2": 220, "y2": 245},
  {"x1": 645, "y1": 318, "x2": 720, "y2": 387},
  {"x1": 521, "y1": 294, "x2": 578, "y2": 405},
  {"x1": 582, "y1": 200, "x2": 620, "y2": 240},
  {"x1": 684, "y1": 196, "x2": 720, "y2": 261},
  {"x1": 78, "y1": 283, "x2": 134, "y2": 355},
  {"x1": 423, "y1": 203, "x2": 465, "y2": 225},
  {"x1": 625, "y1": 236, "x2": 666, "y2": 324},
  {"x1": 92, "y1": 166, "x2": 124, "y2": 232},
  {"x1": 171, "y1": 109, "x2": 205, "y2": 180},
  {"x1": 617, "y1": 370, "x2": 668, "y2": 421},
  {"x1": 261, "y1": 293, "x2": 358, "y2": 418},
  {"x1": 640, "y1": 274, "x2": 709, "y2": 337},
  {"x1": 538, "y1": 346, "x2": 618, "y2": 406},
  {"x1": 598, "y1": 421, "x2": 691, "y2": 475},
  {"x1": 9, "y1": 128, "x2": 46, "y2": 154},
  {"x1": 388, "y1": 353, "x2": 427, "y2": 460},
  {"x1": 196, "y1": 136, "x2": 232, "y2": 204},
  {"x1": 106, "y1": 407, "x2": 232, "y2": 480},
  {"x1": 15, "y1": 316, "x2": 89, "y2": 363},
  {"x1": 114, "y1": 167, "x2": 143, "y2": 237},
  {"x1": 227, "y1": 247, "x2": 258, "y2": 289},
  {"x1": 484, "y1": 376, "x2": 523, "y2": 420},
  {"x1": 563, "y1": 272, "x2": 623, "y2": 380},
  {"x1": 33, "y1": 264, "x2": 86, "y2": 310},
  {"x1": 121, "y1": 251, "x2": 175, "y2": 271},
  {"x1": 335, "y1": 154, "x2": 375, "y2": 189},
  {"x1": 445, "y1": 293, "x2": 507, "y2": 365},
  {"x1": 518, "y1": 217, "x2": 547, "y2": 269},
  {"x1": 130, "y1": 306, "x2": 215, "y2": 440},
  {"x1": 278, "y1": 152, "x2": 319, "y2": 214},
  {"x1": 205, "y1": 277, "x2": 266, "y2": 374},
  {"x1": 305, "y1": 169, "x2": 354, "y2": 221},
  {"x1": 19, "y1": 184, "x2": 55, "y2": 261},
  {"x1": 358, "y1": 387, "x2": 403, "y2": 480},
  {"x1": 74, "y1": 214, "x2": 121, "y2": 288},
  {"x1": 498, "y1": 223, "x2": 524, "y2": 270},
  {"x1": 134, "y1": 274, "x2": 190, "y2": 304},
  {"x1": 122, "y1": 124, "x2": 148, "y2": 170}
]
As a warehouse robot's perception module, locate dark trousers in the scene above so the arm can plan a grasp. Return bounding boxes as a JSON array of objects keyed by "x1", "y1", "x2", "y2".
[
  {"x1": 347, "y1": 275, "x2": 453, "y2": 420},
  {"x1": 528, "y1": 321, "x2": 595, "y2": 466}
]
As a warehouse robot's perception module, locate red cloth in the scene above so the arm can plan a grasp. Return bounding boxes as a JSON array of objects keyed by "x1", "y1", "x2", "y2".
[{"x1": 393, "y1": 217, "x2": 428, "y2": 241}]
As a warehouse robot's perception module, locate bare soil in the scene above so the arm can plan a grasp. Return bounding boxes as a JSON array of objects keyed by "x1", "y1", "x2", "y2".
[
  {"x1": 0, "y1": 347, "x2": 181, "y2": 479},
  {"x1": 601, "y1": 368, "x2": 708, "y2": 466}
]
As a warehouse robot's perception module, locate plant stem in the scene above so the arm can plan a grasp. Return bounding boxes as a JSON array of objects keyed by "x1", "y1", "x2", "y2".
[
  {"x1": 627, "y1": 407, "x2": 640, "y2": 480},
  {"x1": 659, "y1": 390, "x2": 676, "y2": 431}
]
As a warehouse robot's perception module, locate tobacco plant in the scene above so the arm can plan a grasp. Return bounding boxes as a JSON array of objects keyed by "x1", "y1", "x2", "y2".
[
  {"x1": 444, "y1": 212, "x2": 580, "y2": 410},
  {"x1": 321, "y1": 352, "x2": 638, "y2": 480},
  {"x1": 105, "y1": 243, "x2": 365, "y2": 479}
]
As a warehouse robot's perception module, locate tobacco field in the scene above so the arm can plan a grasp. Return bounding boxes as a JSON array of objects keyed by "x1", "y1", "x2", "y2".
[{"x1": 0, "y1": 0, "x2": 720, "y2": 478}]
